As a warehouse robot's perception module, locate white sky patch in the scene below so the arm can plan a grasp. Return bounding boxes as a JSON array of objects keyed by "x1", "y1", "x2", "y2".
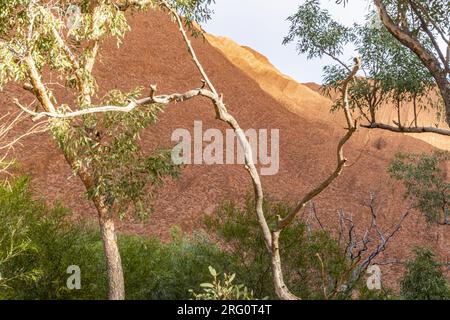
[{"x1": 202, "y1": 0, "x2": 372, "y2": 83}]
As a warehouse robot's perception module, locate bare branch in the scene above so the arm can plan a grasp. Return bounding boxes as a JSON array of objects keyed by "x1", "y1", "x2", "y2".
[
  {"x1": 340, "y1": 195, "x2": 412, "y2": 292},
  {"x1": 276, "y1": 58, "x2": 360, "y2": 231},
  {"x1": 15, "y1": 88, "x2": 212, "y2": 119},
  {"x1": 0, "y1": 111, "x2": 48, "y2": 176},
  {"x1": 361, "y1": 122, "x2": 450, "y2": 136}
]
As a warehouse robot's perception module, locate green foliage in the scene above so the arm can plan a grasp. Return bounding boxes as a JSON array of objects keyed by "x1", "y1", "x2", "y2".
[
  {"x1": 283, "y1": 0, "x2": 353, "y2": 60},
  {"x1": 400, "y1": 247, "x2": 449, "y2": 300},
  {"x1": 121, "y1": 229, "x2": 239, "y2": 300},
  {"x1": 0, "y1": 0, "x2": 215, "y2": 90},
  {"x1": 284, "y1": 1, "x2": 440, "y2": 124},
  {"x1": 0, "y1": 177, "x2": 39, "y2": 292},
  {"x1": 205, "y1": 195, "x2": 356, "y2": 300},
  {"x1": 357, "y1": 284, "x2": 398, "y2": 300},
  {"x1": 0, "y1": 178, "x2": 240, "y2": 300},
  {"x1": 389, "y1": 151, "x2": 450, "y2": 225},
  {"x1": 189, "y1": 266, "x2": 256, "y2": 300},
  {"x1": 51, "y1": 88, "x2": 180, "y2": 220},
  {"x1": 378, "y1": 0, "x2": 449, "y2": 70},
  {"x1": 0, "y1": 1, "x2": 216, "y2": 222},
  {"x1": 169, "y1": 0, "x2": 215, "y2": 26},
  {"x1": 0, "y1": 177, "x2": 108, "y2": 299},
  {"x1": 0, "y1": 1, "x2": 128, "y2": 92},
  {"x1": 359, "y1": 20, "x2": 436, "y2": 117}
]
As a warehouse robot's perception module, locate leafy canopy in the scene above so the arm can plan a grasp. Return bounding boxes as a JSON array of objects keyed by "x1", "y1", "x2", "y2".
[
  {"x1": 284, "y1": 0, "x2": 440, "y2": 124},
  {"x1": 0, "y1": 1, "x2": 216, "y2": 219},
  {"x1": 400, "y1": 247, "x2": 450, "y2": 300},
  {"x1": 389, "y1": 151, "x2": 449, "y2": 225},
  {"x1": 51, "y1": 88, "x2": 180, "y2": 219},
  {"x1": 0, "y1": 0, "x2": 215, "y2": 102}
]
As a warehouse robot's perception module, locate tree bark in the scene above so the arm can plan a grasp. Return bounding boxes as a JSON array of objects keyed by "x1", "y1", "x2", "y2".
[
  {"x1": 98, "y1": 210, "x2": 125, "y2": 300},
  {"x1": 270, "y1": 231, "x2": 299, "y2": 300},
  {"x1": 413, "y1": 94, "x2": 418, "y2": 127},
  {"x1": 397, "y1": 98, "x2": 402, "y2": 128},
  {"x1": 369, "y1": 103, "x2": 377, "y2": 124},
  {"x1": 64, "y1": 153, "x2": 126, "y2": 300}
]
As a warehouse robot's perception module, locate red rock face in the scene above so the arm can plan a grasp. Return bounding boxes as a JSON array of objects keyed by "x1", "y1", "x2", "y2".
[{"x1": 0, "y1": 9, "x2": 447, "y2": 289}]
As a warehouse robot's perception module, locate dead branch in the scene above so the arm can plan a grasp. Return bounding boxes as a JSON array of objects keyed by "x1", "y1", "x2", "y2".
[
  {"x1": 336, "y1": 193, "x2": 412, "y2": 294},
  {"x1": 306, "y1": 201, "x2": 325, "y2": 232},
  {"x1": 0, "y1": 111, "x2": 48, "y2": 176},
  {"x1": 14, "y1": 88, "x2": 213, "y2": 119}
]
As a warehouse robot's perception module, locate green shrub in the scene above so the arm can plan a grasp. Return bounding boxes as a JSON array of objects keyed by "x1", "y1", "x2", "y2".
[
  {"x1": 0, "y1": 178, "x2": 37, "y2": 294},
  {"x1": 357, "y1": 285, "x2": 398, "y2": 300},
  {"x1": 121, "y1": 229, "x2": 241, "y2": 300},
  {"x1": 400, "y1": 247, "x2": 450, "y2": 300},
  {"x1": 0, "y1": 178, "x2": 240, "y2": 300},
  {"x1": 0, "y1": 177, "x2": 108, "y2": 299},
  {"x1": 389, "y1": 151, "x2": 450, "y2": 225},
  {"x1": 205, "y1": 196, "x2": 353, "y2": 300},
  {"x1": 190, "y1": 266, "x2": 256, "y2": 300}
]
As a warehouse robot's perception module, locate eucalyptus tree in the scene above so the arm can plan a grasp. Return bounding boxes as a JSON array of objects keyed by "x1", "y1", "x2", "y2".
[
  {"x1": 372, "y1": 0, "x2": 450, "y2": 126},
  {"x1": 363, "y1": 20, "x2": 436, "y2": 128},
  {"x1": 0, "y1": 0, "x2": 213, "y2": 300},
  {"x1": 285, "y1": 0, "x2": 448, "y2": 136},
  {"x1": 337, "y1": 0, "x2": 449, "y2": 125}
]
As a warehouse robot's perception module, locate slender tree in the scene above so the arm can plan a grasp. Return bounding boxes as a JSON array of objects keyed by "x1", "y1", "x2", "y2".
[{"x1": 0, "y1": 0, "x2": 213, "y2": 299}]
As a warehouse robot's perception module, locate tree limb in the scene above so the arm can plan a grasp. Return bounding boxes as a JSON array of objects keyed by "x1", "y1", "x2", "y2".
[
  {"x1": 361, "y1": 122, "x2": 450, "y2": 136},
  {"x1": 276, "y1": 58, "x2": 360, "y2": 231}
]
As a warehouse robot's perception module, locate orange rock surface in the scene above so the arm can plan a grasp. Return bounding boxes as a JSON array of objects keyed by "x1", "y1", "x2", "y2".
[{"x1": 207, "y1": 34, "x2": 449, "y2": 150}]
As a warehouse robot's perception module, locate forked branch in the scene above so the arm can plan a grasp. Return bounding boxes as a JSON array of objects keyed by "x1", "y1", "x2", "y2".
[{"x1": 276, "y1": 57, "x2": 361, "y2": 232}]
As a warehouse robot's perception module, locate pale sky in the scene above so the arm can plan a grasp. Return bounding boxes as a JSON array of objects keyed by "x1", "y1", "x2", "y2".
[{"x1": 202, "y1": 0, "x2": 372, "y2": 83}]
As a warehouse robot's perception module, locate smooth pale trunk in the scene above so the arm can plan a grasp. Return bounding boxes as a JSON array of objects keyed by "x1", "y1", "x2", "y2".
[{"x1": 98, "y1": 210, "x2": 125, "y2": 300}]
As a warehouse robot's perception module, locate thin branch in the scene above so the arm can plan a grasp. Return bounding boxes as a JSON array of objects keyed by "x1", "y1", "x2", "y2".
[
  {"x1": 0, "y1": 111, "x2": 49, "y2": 176},
  {"x1": 408, "y1": 1, "x2": 447, "y2": 69},
  {"x1": 160, "y1": 0, "x2": 219, "y2": 96},
  {"x1": 14, "y1": 88, "x2": 211, "y2": 119},
  {"x1": 276, "y1": 58, "x2": 361, "y2": 231},
  {"x1": 361, "y1": 122, "x2": 450, "y2": 136}
]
